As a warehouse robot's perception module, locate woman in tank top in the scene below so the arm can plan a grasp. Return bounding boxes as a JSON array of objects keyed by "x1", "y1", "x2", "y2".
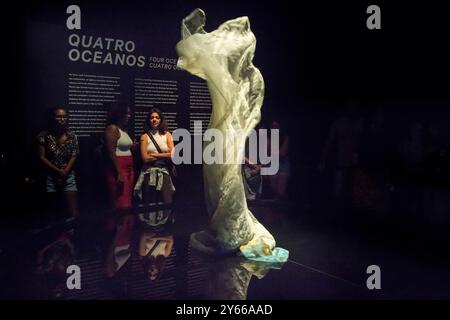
[
  {"x1": 104, "y1": 104, "x2": 135, "y2": 211},
  {"x1": 38, "y1": 107, "x2": 80, "y2": 218},
  {"x1": 134, "y1": 108, "x2": 176, "y2": 225}
]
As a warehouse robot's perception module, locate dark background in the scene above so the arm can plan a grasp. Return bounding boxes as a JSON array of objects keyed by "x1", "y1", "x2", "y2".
[{"x1": 2, "y1": 0, "x2": 449, "y2": 226}]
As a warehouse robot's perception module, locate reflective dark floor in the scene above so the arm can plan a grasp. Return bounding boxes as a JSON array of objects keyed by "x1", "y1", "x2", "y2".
[{"x1": 1, "y1": 201, "x2": 449, "y2": 300}]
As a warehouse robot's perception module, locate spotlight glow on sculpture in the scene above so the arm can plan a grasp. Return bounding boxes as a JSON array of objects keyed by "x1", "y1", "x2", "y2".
[{"x1": 176, "y1": 8, "x2": 288, "y2": 263}]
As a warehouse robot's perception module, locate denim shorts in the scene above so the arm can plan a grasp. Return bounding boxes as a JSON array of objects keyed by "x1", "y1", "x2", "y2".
[{"x1": 47, "y1": 171, "x2": 78, "y2": 192}]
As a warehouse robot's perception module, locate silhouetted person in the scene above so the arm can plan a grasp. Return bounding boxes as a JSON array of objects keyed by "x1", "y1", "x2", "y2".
[
  {"x1": 401, "y1": 121, "x2": 426, "y2": 221},
  {"x1": 134, "y1": 108, "x2": 176, "y2": 225},
  {"x1": 138, "y1": 231, "x2": 174, "y2": 281},
  {"x1": 353, "y1": 108, "x2": 391, "y2": 213}
]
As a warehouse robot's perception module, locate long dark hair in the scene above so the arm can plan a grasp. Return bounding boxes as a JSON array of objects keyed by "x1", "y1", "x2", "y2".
[
  {"x1": 143, "y1": 108, "x2": 167, "y2": 135},
  {"x1": 106, "y1": 102, "x2": 131, "y2": 127}
]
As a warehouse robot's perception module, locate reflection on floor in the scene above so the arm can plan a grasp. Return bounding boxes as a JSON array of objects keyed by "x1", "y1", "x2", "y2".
[{"x1": 0, "y1": 201, "x2": 449, "y2": 299}]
